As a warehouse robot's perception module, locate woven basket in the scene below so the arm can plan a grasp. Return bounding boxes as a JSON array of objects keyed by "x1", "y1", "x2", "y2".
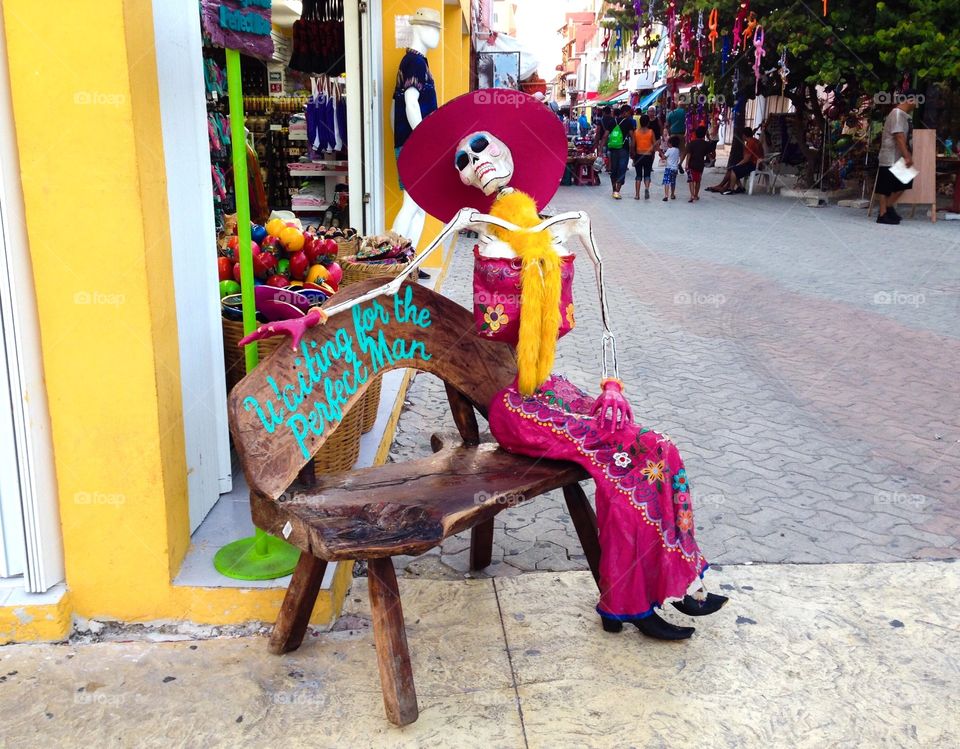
[
  {"x1": 221, "y1": 317, "x2": 283, "y2": 392},
  {"x1": 340, "y1": 255, "x2": 412, "y2": 288},
  {"x1": 339, "y1": 255, "x2": 412, "y2": 431},
  {"x1": 312, "y1": 403, "x2": 364, "y2": 476},
  {"x1": 335, "y1": 235, "x2": 359, "y2": 259},
  {"x1": 360, "y1": 374, "x2": 383, "y2": 433}
]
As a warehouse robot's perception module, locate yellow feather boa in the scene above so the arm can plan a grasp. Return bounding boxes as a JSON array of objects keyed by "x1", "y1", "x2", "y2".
[{"x1": 488, "y1": 190, "x2": 561, "y2": 395}]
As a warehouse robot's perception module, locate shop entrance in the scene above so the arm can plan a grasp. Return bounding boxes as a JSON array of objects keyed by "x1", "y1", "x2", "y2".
[{"x1": 154, "y1": 0, "x2": 383, "y2": 567}]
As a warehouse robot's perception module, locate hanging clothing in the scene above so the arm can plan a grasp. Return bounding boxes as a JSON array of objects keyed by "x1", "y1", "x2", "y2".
[
  {"x1": 305, "y1": 76, "x2": 346, "y2": 157},
  {"x1": 392, "y1": 48, "x2": 437, "y2": 149}
]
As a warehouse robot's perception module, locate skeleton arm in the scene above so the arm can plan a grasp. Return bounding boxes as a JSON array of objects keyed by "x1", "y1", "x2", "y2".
[
  {"x1": 322, "y1": 209, "x2": 519, "y2": 317},
  {"x1": 240, "y1": 208, "x2": 520, "y2": 350},
  {"x1": 532, "y1": 211, "x2": 620, "y2": 381}
]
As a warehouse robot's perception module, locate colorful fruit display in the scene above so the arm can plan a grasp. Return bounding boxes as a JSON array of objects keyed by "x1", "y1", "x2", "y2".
[{"x1": 217, "y1": 221, "x2": 354, "y2": 302}]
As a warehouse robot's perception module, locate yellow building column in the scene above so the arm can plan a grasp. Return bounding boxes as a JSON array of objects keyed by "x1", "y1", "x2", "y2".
[{"x1": 2, "y1": 0, "x2": 189, "y2": 620}]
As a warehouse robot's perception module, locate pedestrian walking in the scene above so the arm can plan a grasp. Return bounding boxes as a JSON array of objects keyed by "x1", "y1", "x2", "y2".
[
  {"x1": 646, "y1": 105, "x2": 663, "y2": 142},
  {"x1": 594, "y1": 105, "x2": 613, "y2": 173},
  {"x1": 662, "y1": 135, "x2": 681, "y2": 201},
  {"x1": 875, "y1": 91, "x2": 919, "y2": 224},
  {"x1": 682, "y1": 126, "x2": 714, "y2": 202},
  {"x1": 667, "y1": 104, "x2": 687, "y2": 161},
  {"x1": 631, "y1": 115, "x2": 658, "y2": 200},
  {"x1": 600, "y1": 103, "x2": 636, "y2": 200}
]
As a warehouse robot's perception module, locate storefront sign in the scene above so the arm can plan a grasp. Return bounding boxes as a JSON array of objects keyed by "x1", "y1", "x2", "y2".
[
  {"x1": 267, "y1": 64, "x2": 285, "y2": 96},
  {"x1": 202, "y1": 0, "x2": 274, "y2": 61},
  {"x1": 242, "y1": 287, "x2": 433, "y2": 459}
]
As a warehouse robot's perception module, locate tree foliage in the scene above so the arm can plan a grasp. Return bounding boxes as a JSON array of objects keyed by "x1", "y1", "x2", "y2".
[{"x1": 600, "y1": 0, "x2": 960, "y2": 113}]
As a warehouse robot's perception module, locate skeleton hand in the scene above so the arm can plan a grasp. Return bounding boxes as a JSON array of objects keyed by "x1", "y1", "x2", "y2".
[
  {"x1": 591, "y1": 378, "x2": 633, "y2": 433},
  {"x1": 238, "y1": 308, "x2": 328, "y2": 351}
]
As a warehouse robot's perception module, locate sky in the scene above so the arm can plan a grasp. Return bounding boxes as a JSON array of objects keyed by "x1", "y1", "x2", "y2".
[{"x1": 510, "y1": 0, "x2": 597, "y2": 82}]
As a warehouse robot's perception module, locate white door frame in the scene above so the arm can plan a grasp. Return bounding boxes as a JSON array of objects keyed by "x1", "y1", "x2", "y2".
[
  {"x1": 0, "y1": 241, "x2": 26, "y2": 579},
  {"x1": 152, "y1": 0, "x2": 233, "y2": 532},
  {"x1": 357, "y1": 0, "x2": 385, "y2": 234},
  {"x1": 0, "y1": 10, "x2": 64, "y2": 591}
]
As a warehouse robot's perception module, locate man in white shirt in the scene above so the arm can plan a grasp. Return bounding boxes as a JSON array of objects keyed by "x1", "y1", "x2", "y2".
[{"x1": 876, "y1": 92, "x2": 919, "y2": 225}]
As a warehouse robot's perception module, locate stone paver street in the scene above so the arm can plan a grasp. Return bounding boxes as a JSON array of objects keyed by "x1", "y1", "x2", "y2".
[{"x1": 388, "y1": 175, "x2": 960, "y2": 578}]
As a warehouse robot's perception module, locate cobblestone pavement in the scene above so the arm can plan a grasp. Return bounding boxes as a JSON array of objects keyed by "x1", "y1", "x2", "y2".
[{"x1": 387, "y1": 177, "x2": 960, "y2": 579}]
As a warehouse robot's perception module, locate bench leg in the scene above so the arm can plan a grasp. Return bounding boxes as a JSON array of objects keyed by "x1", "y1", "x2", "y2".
[
  {"x1": 367, "y1": 557, "x2": 419, "y2": 726},
  {"x1": 562, "y1": 482, "x2": 602, "y2": 589},
  {"x1": 470, "y1": 518, "x2": 495, "y2": 570},
  {"x1": 268, "y1": 553, "x2": 327, "y2": 655}
]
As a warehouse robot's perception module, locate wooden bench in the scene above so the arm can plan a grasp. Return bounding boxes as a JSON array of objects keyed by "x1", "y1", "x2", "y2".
[{"x1": 228, "y1": 278, "x2": 601, "y2": 726}]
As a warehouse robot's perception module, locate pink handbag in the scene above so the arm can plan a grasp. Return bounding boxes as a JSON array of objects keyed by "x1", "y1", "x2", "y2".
[{"x1": 472, "y1": 245, "x2": 576, "y2": 345}]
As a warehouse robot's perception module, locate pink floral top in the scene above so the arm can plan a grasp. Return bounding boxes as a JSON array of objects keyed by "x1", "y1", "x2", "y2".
[{"x1": 472, "y1": 245, "x2": 576, "y2": 346}]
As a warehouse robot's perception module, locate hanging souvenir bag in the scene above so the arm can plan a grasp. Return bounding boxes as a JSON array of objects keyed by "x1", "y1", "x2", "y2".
[
  {"x1": 290, "y1": 0, "x2": 322, "y2": 73},
  {"x1": 290, "y1": 0, "x2": 345, "y2": 76}
]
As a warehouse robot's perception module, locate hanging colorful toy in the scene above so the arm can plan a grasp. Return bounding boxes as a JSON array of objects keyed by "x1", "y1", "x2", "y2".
[
  {"x1": 732, "y1": 1, "x2": 749, "y2": 50},
  {"x1": 708, "y1": 8, "x2": 719, "y2": 53},
  {"x1": 752, "y1": 25, "x2": 765, "y2": 94},
  {"x1": 779, "y1": 48, "x2": 790, "y2": 95},
  {"x1": 667, "y1": 1, "x2": 678, "y2": 46},
  {"x1": 633, "y1": 0, "x2": 644, "y2": 47},
  {"x1": 721, "y1": 34, "x2": 731, "y2": 76},
  {"x1": 680, "y1": 15, "x2": 692, "y2": 57},
  {"x1": 742, "y1": 12, "x2": 758, "y2": 52},
  {"x1": 695, "y1": 9, "x2": 705, "y2": 58}
]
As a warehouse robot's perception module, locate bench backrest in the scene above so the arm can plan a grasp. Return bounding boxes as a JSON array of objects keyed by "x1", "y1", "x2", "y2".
[{"x1": 228, "y1": 279, "x2": 517, "y2": 500}]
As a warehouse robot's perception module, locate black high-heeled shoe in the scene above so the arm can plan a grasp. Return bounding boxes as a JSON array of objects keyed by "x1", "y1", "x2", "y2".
[
  {"x1": 671, "y1": 593, "x2": 729, "y2": 617},
  {"x1": 601, "y1": 616, "x2": 623, "y2": 633},
  {"x1": 600, "y1": 612, "x2": 695, "y2": 640}
]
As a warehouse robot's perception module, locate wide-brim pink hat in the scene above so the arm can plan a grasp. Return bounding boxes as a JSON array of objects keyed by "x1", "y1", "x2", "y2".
[{"x1": 397, "y1": 89, "x2": 568, "y2": 223}]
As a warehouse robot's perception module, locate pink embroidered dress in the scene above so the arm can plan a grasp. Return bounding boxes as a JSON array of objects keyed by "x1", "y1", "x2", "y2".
[{"x1": 474, "y1": 250, "x2": 708, "y2": 621}]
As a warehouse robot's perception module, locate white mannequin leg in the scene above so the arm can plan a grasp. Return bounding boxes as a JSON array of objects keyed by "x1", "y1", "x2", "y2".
[{"x1": 391, "y1": 191, "x2": 427, "y2": 248}]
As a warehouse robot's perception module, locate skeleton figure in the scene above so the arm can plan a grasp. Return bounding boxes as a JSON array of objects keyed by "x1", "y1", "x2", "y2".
[
  {"x1": 244, "y1": 112, "x2": 726, "y2": 641},
  {"x1": 319, "y1": 131, "x2": 628, "y2": 412}
]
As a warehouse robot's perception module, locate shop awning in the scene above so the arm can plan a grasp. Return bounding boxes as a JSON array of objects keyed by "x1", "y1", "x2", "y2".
[
  {"x1": 637, "y1": 86, "x2": 667, "y2": 111},
  {"x1": 589, "y1": 89, "x2": 628, "y2": 106}
]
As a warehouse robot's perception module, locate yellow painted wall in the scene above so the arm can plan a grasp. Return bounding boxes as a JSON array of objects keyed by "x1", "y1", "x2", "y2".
[
  {"x1": 2, "y1": 0, "x2": 185, "y2": 620},
  {"x1": 0, "y1": 0, "x2": 348, "y2": 630},
  {"x1": 0, "y1": 0, "x2": 448, "y2": 639},
  {"x1": 382, "y1": 1, "x2": 471, "y2": 263},
  {"x1": 0, "y1": 593, "x2": 73, "y2": 645}
]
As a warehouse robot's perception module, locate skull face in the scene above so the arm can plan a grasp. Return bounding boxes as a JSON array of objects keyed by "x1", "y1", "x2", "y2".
[{"x1": 454, "y1": 131, "x2": 514, "y2": 196}]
